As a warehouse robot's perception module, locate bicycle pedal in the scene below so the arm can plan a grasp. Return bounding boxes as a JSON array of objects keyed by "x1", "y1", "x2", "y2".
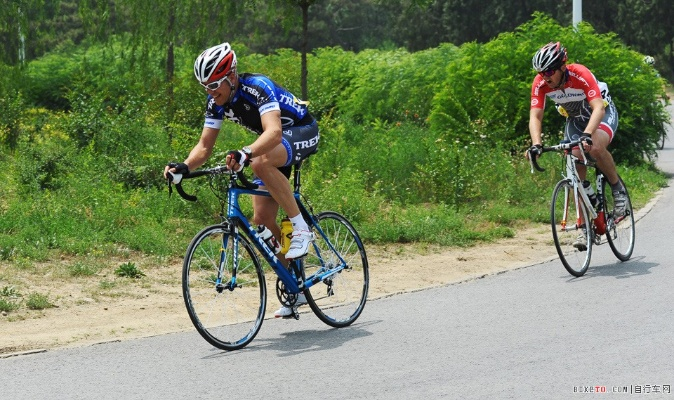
[
  {"x1": 279, "y1": 306, "x2": 301, "y2": 320},
  {"x1": 286, "y1": 307, "x2": 300, "y2": 320}
]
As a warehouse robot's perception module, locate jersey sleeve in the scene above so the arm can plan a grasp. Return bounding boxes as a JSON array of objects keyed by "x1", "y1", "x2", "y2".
[
  {"x1": 571, "y1": 64, "x2": 603, "y2": 103},
  {"x1": 203, "y1": 96, "x2": 223, "y2": 130},
  {"x1": 530, "y1": 76, "x2": 547, "y2": 110},
  {"x1": 245, "y1": 75, "x2": 281, "y2": 116}
]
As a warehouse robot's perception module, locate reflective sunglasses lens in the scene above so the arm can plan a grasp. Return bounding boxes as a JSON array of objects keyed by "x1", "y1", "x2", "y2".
[
  {"x1": 540, "y1": 69, "x2": 556, "y2": 77},
  {"x1": 202, "y1": 77, "x2": 224, "y2": 91}
]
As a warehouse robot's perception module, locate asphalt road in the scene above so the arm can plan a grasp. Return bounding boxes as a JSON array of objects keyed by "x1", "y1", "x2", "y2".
[{"x1": 2, "y1": 114, "x2": 673, "y2": 399}]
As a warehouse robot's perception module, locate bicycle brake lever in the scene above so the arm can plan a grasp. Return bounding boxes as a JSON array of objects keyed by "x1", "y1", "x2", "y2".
[{"x1": 166, "y1": 171, "x2": 198, "y2": 201}]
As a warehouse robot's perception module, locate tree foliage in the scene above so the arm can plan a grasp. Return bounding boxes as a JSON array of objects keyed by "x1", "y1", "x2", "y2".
[
  {"x1": 0, "y1": 12, "x2": 668, "y2": 259},
  {"x1": 2, "y1": 0, "x2": 672, "y2": 81}
]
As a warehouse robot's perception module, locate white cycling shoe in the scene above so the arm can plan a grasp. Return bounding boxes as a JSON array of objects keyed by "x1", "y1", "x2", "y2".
[
  {"x1": 285, "y1": 229, "x2": 314, "y2": 259},
  {"x1": 274, "y1": 293, "x2": 307, "y2": 318}
]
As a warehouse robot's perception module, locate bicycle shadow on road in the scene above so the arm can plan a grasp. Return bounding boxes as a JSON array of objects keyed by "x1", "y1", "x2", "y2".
[
  {"x1": 259, "y1": 319, "x2": 378, "y2": 357},
  {"x1": 567, "y1": 256, "x2": 658, "y2": 280},
  {"x1": 201, "y1": 319, "x2": 379, "y2": 359}
]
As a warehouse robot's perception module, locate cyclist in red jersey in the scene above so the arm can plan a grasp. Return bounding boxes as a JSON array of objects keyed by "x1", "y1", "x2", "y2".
[
  {"x1": 526, "y1": 42, "x2": 628, "y2": 218},
  {"x1": 526, "y1": 42, "x2": 628, "y2": 250}
]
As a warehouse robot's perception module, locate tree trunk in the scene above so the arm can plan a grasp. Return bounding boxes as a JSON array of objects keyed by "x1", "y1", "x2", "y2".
[
  {"x1": 300, "y1": 1, "x2": 309, "y2": 100},
  {"x1": 166, "y1": 1, "x2": 176, "y2": 145}
]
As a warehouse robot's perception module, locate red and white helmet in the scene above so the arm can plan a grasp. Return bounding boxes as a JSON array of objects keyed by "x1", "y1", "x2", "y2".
[
  {"x1": 532, "y1": 42, "x2": 568, "y2": 72},
  {"x1": 193, "y1": 42, "x2": 237, "y2": 84}
]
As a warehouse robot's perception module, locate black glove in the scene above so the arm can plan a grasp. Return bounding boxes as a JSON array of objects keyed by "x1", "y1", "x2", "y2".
[
  {"x1": 527, "y1": 144, "x2": 543, "y2": 159},
  {"x1": 167, "y1": 162, "x2": 189, "y2": 175},
  {"x1": 579, "y1": 134, "x2": 593, "y2": 146},
  {"x1": 227, "y1": 150, "x2": 250, "y2": 172}
]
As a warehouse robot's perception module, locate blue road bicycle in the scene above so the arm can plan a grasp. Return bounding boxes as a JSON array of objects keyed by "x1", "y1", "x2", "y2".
[{"x1": 167, "y1": 162, "x2": 369, "y2": 350}]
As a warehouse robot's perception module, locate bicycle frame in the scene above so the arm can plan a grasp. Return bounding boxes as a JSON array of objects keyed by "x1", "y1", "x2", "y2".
[
  {"x1": 559, "y1": 148, "x2": 599, "y2": 231},
  {"x1": 222, "y1": 177, "x2": 349, "y2": 297}
]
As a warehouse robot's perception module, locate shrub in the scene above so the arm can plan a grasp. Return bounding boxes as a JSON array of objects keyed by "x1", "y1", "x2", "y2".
[
  {"x1": 428, "y1": 13, "x2": 669, "y2": 165},
  {"x1": 26, "y1": 292, "x2": 54, "y2": 310},
  {"x1": 115, "y1": 262, "x2": 145, "y2": 279}
]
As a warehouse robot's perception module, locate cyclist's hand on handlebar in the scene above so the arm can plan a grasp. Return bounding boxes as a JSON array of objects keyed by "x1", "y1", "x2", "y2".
[
  {"x1": 526, "y1": 144, "x2": 543, "y2": 160},
  {"x1": 226, "y1": 149, "x2": 250, "y2": 172},
  {"x1": 164, "y1": 162, "x2": 189, "y2": 183},
  {"x1": 579, "y1": 134, "x2": 593, "y2": 151}
]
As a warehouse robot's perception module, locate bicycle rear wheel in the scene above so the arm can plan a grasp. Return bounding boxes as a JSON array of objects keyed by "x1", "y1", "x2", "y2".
[
  {"x1": 302, "y1": 211, "x2": 368, "y2": 328},
  {"x1": 183, "y1": 224, "x2": 266, "y2": 350},
  {"x1": 602, "y1": 178, "x2": 635, "y2": 261},
  {"x1": 551, "y1": 180, "x2": 593, "y2": 277}
]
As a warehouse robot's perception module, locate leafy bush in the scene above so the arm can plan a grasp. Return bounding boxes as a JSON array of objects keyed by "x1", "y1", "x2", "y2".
[
  {"x1": 336, "y1": 44, "x2": 459, "y2": 125},
  {"x1": 16, "y1": 138, "x2": 76, "y2": 192},
  {"x1": 0, "y1": 91, "x2": 25, "y2": 149},
  {"x1": 428, "y1": 13, "x2": 669, "y2": 165},
  {"x1": 0, "y1": 13, "x2": 668, "y2": 265}
]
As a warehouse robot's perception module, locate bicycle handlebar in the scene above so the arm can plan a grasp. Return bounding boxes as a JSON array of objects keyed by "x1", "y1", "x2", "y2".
[
  {"x1": 529, "y1": 137, "x2": 593, "y2": 173},
  {"x1": 166, "y1": 165, "x2": 259, "y2": 202}
]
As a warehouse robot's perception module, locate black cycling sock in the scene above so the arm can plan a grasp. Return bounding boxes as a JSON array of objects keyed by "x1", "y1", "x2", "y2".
[{"x1": 610, "y1": 180, "x2": 624, "y2": 192}]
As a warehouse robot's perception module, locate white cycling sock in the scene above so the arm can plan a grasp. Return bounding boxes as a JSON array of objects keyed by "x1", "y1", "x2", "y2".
[{"x1": 289, "y1": 214, "x2": 309, "y2": 231}]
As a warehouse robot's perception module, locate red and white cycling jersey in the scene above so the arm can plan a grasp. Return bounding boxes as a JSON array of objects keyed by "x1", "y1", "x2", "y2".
[{"x1": 530, "y1": 63, "x2": 612, "y2": 121}]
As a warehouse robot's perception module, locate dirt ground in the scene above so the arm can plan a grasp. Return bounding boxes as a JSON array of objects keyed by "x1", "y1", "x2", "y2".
[{"x1": 0, "y1": 223, "x2": 565, "y2": 357}]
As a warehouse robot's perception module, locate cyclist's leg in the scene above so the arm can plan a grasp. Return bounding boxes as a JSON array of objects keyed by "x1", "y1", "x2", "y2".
[
  {"x1": 565, "y1": 118, "x2": 588, "y2": 181},
  {"x1": 588, "y1": 102, "x2": 621, "y2": 187},
  {"x1": 588, "y1": 127, "x2": 620, "y2": 186},
  {"x1": 272, "y1": 123, "x2": 320, "y2": 259},
  {"x1": 252, "y1": 195, "x2": 282, "y2": 238},
  {"x1": 251, "y1": 123, "x2": 318, "y2": 228},
  {"x1": 250, "y1": 146, "x2": 301, "y2": 223}
]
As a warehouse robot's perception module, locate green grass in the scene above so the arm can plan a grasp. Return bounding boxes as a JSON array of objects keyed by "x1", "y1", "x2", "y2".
[{"x1": 68, "y1": 261, "x2": 99, "y2": 277}]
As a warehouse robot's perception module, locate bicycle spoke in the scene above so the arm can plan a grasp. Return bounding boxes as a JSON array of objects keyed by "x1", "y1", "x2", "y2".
[
  {"x1": 183, "y1": 225, "x2": 266, "y2": 350},
  {"x1": 602, "y1": 178, "x2": 635, "y2": 261},
  {"x1": 302, "y1": 212, "x2": 368, "y2": 327},
  {"x1": 551, "y1": 180, "x2": 592, "y2": 276}
]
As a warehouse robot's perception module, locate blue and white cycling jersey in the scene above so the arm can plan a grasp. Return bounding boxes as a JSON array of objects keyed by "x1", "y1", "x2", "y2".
[{"x1": 203, "y1": 73, "x2": 314, "y2": 133}]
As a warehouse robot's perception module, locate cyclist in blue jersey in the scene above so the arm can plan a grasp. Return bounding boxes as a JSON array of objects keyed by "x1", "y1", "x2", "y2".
[{"x1": 164, "y1": 42, "x2": 319, "y2": 318}]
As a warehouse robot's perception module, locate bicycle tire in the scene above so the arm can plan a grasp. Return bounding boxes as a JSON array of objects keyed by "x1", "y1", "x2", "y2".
[
  {"x1": 551, "y1": 179, "x2": 592, "y2": 277},
  {"x1": 182, "y1": 224, "x2": 266, "y2": 350},
  {"x1": 658, "y1": 132, "x2": 666, "y2": 150},
  {"x1": 602, "y1": 177, "x2": 635, "y2": 261},
  {"x1": 302, "y1": 211, "x2": 369, "y2": 328}
]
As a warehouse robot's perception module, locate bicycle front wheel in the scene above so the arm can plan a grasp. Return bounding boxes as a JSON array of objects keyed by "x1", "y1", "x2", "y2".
[
  {"x1": 182, "y1": 224, "x2": 266, "y2": 351},
  {"x1": 602, "y1": 178, "x2": 635, "y2": 261},
  {"x1": 551, "y1": 180, "x2": 592, "y2": 277},
  {"x1": 302, "y1": 211, "x2": 369, "y2": 328}
]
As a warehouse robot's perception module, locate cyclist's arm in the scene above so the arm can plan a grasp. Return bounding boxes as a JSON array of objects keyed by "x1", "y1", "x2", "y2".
[
  {"x1": 584, "y1": 98, "x2": 605, "y2": 135},
  {"x1": 184, "y1": 127, "x2": 220, "y2": 170},
  {"x1": 529, "y1": 107, "x2": 545, "y2": 146},
  {"x1": 247, "y1": 110, "x2": 282, "y2": 158}
]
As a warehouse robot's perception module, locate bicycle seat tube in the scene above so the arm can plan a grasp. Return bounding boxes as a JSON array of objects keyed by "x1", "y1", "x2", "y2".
[{"x1": 226, "y1": 185, "x2": 303, "y2": 294}]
